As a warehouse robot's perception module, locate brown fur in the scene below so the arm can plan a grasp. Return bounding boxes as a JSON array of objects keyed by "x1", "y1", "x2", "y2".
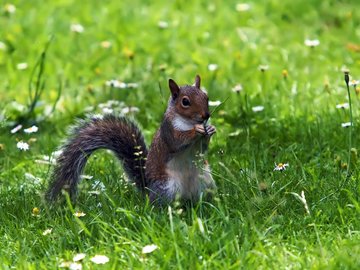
[{"x1": 47, "y1": 75, "x2": 216, "y2": 205}]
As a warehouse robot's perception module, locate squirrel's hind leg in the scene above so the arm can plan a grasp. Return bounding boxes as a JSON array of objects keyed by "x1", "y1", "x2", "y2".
[
  {"x1": 199, "y1": 161, "x2": 217, "y2": 201},
  {"x1": 147, "y1": 180, "x2": 179, "y2": 205}
]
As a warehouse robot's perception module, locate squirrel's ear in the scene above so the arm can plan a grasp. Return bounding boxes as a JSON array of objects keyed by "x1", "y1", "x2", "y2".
[
  {"x1": 195, "y1": 75, "x2": 201, "y2": 89},
  {"x1": 169, "y1": 79, "x2": 180, "y2": 100}
]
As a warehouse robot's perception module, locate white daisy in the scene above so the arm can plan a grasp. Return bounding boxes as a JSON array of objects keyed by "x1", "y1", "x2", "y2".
[
  {"x1": 69, "y1": 263, "x2": 82, "y2": 270},
  {"x1": 341, "y1": 67, "x2": 350, "y2": 74},
  {"x1": 304, "y1": 39, "x2": 320, "y2": 47},
  {"x1": 236, "y1": 3, "x2": 251, "y2": 12},
  {"x1": 25, "y1": 173, "x2": 41, "y2": 185},
  {"x1": 42, "y1": 228, "x2": 52, "y2": 236},
  {"x1": 259, "y1": 65, "x2": 269, "y2": 72},
  {"x1": 70, "y1": 23, "x2": 84, "y2": 33},
  {"x1": 17, "y1": 141, "x2": 29, "y2": 151},
  {"x1": 252, "y1": 106, "x2": 264, "y2": 112},
  {"x1": 24, "y1": 125, "x2": 39, "y2": 134},
  {"x1": 158, "y1": 21, "x2": 169, "y2": 29},
  {"x1": 349, "y1": 80, "x2": 359, "y2": 87},
  {"x1": 336, "y1": 103, "x2": 349, "y2": 109},
  {"x1": 73, "y1": 253, "x2": 86, "y2": 262},
  {"x1": 4, "y1": 4, "x2": 16, "y2": 14},
  {"x1": 59, "y1": 261, "x2": 71, "y2": 268},
  {"x1": 11, "y1": 124, "x2": 22, "y2": 134},
  {"x1": 80, "y1": 175, "x2": 93, "y2": 180},
  {"x1": 100, "y1": 41, "x2": 112, "y2": 48},
  {"x1": 17, "y1": 63, "x2": 28, "y2": 70},
  {"x1": 105, "y1": 79, "x2": 127, "y2": 89},
  {"x1": 209, "y1": 100, "x2": 221, "y2": 106},
  {"x1": 274, "y1": 163, "x2": 289, "y2": 171},
  {"x1": 208, "y1": 64, "x2": 218, "y2": 71},
  {"x1": 126, "y1": 82, "x2": 139, "y2": 88},
  {"x1": 102, "y1": 107, "x2": 113, "y2": 114},
  {"x1": 121, "y1": 106, "x2": 140, "y2": 115},
  {"x1": 232, "y1": 84, "x2": 243, "y2": 93},
  {"x1": 0, "y1": 41, "x2": 6, "y2": 50},
  {"x1": 73, "y1": 211, "x2": 86, "y2": 217},
  {"x1": 90, "y1": 255, "x2": 109, "y2": 264},
  {"x1": 142, "y1": 244, "x2": 158, "y2": 254},
  {"x1": 91, "y1": 114, "x2": 104, "y2": 120}
]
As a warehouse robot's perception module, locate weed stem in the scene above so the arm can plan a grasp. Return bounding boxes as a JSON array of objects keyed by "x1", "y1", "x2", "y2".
[{"x1": 345, "y1": 72, "x2": 352, "y2": 177}]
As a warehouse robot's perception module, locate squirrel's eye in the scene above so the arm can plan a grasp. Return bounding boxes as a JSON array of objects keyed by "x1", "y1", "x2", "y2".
[{"x1": 181, "y1": 97, "x2": 191, "y2": 107}]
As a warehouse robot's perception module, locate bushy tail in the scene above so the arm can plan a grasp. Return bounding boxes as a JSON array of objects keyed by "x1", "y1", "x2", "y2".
[{"x1": 46, "y1": 115, "x2": 148, "y2": 201}]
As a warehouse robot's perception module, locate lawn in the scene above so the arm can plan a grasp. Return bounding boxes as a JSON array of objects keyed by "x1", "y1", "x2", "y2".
[{"x1": 1, "y1": 0, "x2": 360, "y2": 269}]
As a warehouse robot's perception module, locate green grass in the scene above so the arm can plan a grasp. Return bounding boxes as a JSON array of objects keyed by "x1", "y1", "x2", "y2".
[{"x1": 1, "y1": 0, "x2": 360, "y2": 268}]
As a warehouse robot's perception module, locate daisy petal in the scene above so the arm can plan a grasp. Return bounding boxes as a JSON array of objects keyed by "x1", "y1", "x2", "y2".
[
  {"x1": 73, "y1": 253, "x2": 86, "y2": 262},
  {"x1": 90, "y1": 255, "x2": 109, "y2": 264},
  {"x1": 17, "y1": 141, "x2": 29, "y2": 151},
  {"x1": 142, "y1": 244, "x2": 158, "y2": 254}
]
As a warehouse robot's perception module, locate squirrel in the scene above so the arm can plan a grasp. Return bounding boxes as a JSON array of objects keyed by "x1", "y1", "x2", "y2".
[{"x1": 46, "y1": 75, "x2": 216, "y2": 205}]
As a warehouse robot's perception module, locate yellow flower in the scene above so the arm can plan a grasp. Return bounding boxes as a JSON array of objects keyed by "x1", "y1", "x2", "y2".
[
  {"x1": 282, "y1": 69, "x2": 288, "y2": 78},
  {"x1": 123, "y1": 47, "x2": 134, "y2": 59},
  {"x1": 100, "y1": 41, "x2": 111, "y2": 49},
  {"x1": 94, "y1": 68, "x2": 101, "y2": 75},
  {"x1": 355, "y1": 87, "x2": 360, "y2": 96},
  {"x1": 32, "y1": 207, "x2": 40, "y2": 216}
]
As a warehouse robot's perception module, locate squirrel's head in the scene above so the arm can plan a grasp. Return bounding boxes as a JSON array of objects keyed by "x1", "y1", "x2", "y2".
[{"x1": 168, "y1": 75, "x2": 210, "y2": 125}]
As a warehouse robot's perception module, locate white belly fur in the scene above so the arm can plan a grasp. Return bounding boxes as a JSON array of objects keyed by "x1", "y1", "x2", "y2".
[{"x1": 165, "y1": 142, "x2": 215, "y2": 201}]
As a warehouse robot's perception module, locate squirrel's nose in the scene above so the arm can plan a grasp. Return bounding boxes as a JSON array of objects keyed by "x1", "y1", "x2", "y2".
[{"x1": 203, "y1": 112, "x2": 210, "y2": 120}]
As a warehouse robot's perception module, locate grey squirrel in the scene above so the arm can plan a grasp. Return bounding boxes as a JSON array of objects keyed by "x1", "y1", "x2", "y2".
[{"x1": 46, "y1": 75, "x2": 216, "y2": 205}]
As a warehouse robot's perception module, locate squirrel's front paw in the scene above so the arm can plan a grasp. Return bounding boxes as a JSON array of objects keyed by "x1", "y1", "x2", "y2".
[
  {"x1": 195, "y1": 124, "x2": 216, "y2": 136},
  {"x1": 205, "y1": 125, "x2": 216, "y2": 136},
  {"x1": 195, "y1": 124, "x2": 206, "y2": 135}
]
